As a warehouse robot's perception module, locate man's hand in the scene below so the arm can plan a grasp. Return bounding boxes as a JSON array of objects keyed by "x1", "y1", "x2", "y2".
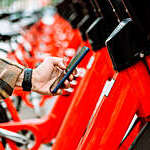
[{"x1": 16, "y1": 57, "x2": 76, "y2": 95}]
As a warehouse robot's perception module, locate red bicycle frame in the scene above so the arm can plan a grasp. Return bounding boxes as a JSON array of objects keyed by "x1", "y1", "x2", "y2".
[
  {"x1": 76, "y1": 56, "x2": 150, "y2": 150},
  {"x1": 52, "y1": 47, "x2": 115, "y2": 150}
]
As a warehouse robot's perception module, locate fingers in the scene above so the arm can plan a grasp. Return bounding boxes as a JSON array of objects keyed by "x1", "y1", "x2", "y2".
[
  {"x1": 64, "y1": 80, "x2": 70, "y2": 89},
  {"x1": 68, "y1": 69, "x2": 78, "y2": 81},
  {"x1": 48, "y1": 56, "x2": 78, "y2": 96},
  {"x1": 51, "y1": 57, "x2": 66, "y2": 70},
  {"x1": 51, "y1": 79, "x2": 70, "y2": 96},
  {"x1": 51, "y1": 89, "x2": 63, "y2": 96},
  {"x1": 73, "y1": 68, "x2": 77, "y2": 75},
  {"x1": 56, "y1": 89, "x2": 63, "y2": 95},
  {"x1": 69, "y1": 74, "x2": 74, "y2": 81}
]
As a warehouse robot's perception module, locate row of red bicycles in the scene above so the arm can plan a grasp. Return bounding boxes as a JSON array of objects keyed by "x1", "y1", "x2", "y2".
[{"x1": 0, "y1": 0, "x2": 150, "y2": 149}]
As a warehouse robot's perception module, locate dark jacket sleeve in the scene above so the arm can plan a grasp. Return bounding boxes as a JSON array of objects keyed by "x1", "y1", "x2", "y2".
[{"x1": 0, "y1": 57, "x2": 24, "y2": 99}]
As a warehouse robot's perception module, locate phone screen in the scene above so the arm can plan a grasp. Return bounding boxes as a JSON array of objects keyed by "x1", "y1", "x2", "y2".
[{"x1": 66, "y1": 46, "x2": 89, "y2": 71}]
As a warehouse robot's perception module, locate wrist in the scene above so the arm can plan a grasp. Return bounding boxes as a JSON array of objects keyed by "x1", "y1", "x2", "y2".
[
  {"x1": 16, "y1": 70, "x2": 24, "y2": 87},
  {"x1": 31, "y1": 69, "x2": 38, "y2": 92},
  {"x1": 16, "y1": 69, "x2": 37, "y2": 92}
]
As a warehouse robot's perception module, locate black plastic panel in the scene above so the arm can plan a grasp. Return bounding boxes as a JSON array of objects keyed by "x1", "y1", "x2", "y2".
[
  {"x1": 56, "y1": 1, "x2": 85, "y2": 28},
  {"x1": 108, "y1": 0, "x2": 128, "y2": 21},
  {"x1": 95, "y1": 0, "x2": 118, "y2": 23},
  {"x1": 56, "y1": 1, "x2": 73, "y2": 20},
  {"x1": 122, "y1": 0, "x2": 150, "y2": 35},
  {"x1": 106, "y1": 18, "x2": 150, "y2": 71},
  {"x1": 86, "y1": 0, "x2": 119, "y2": 51},
  {"x1": 87, "y1": 17, "x2": 117, "y2": 51},
  {"x1": 78, "y1": 15, "x2": 93, "y2": 41},
  {"x1": 94, "y1": 0, "x2": 119, "y2": 36},
  {"x1": 57, "y1": 0, "x2": 97, "y2": 29},
  {"x1": 129, "y1": 122, "x2": 150, "y2": 150},
  {"x1": 86, "y1": 17, "x2": 106, "y2": 50}
]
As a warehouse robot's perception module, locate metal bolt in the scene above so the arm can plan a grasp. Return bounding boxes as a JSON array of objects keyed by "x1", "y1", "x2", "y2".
[{"x1": 140, "y1": 52, "x2": 144, "y2": 58}]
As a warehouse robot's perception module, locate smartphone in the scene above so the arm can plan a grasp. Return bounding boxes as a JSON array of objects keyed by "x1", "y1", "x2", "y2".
[{"x1": 50, "y1": 46, "x2": 90, "y2": 94}]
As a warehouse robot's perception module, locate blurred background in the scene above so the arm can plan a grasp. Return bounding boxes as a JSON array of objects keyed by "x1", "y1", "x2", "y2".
[
  {"x1": 0, "y1": 0, "x2": 48, "y2": 11},
  {"x1": 0, "y1": 0, "x2": 74, "y2": 149}
]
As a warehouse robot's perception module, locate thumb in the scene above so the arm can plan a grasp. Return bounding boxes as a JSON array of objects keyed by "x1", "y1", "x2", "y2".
[{"x1": 52, "y1": 57, "x2": 66, "y2": 70}]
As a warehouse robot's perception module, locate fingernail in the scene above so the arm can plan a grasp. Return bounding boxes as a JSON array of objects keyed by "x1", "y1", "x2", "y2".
[{"x1": 58, "y1": 89, "x2": 63, "y2": 95}]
